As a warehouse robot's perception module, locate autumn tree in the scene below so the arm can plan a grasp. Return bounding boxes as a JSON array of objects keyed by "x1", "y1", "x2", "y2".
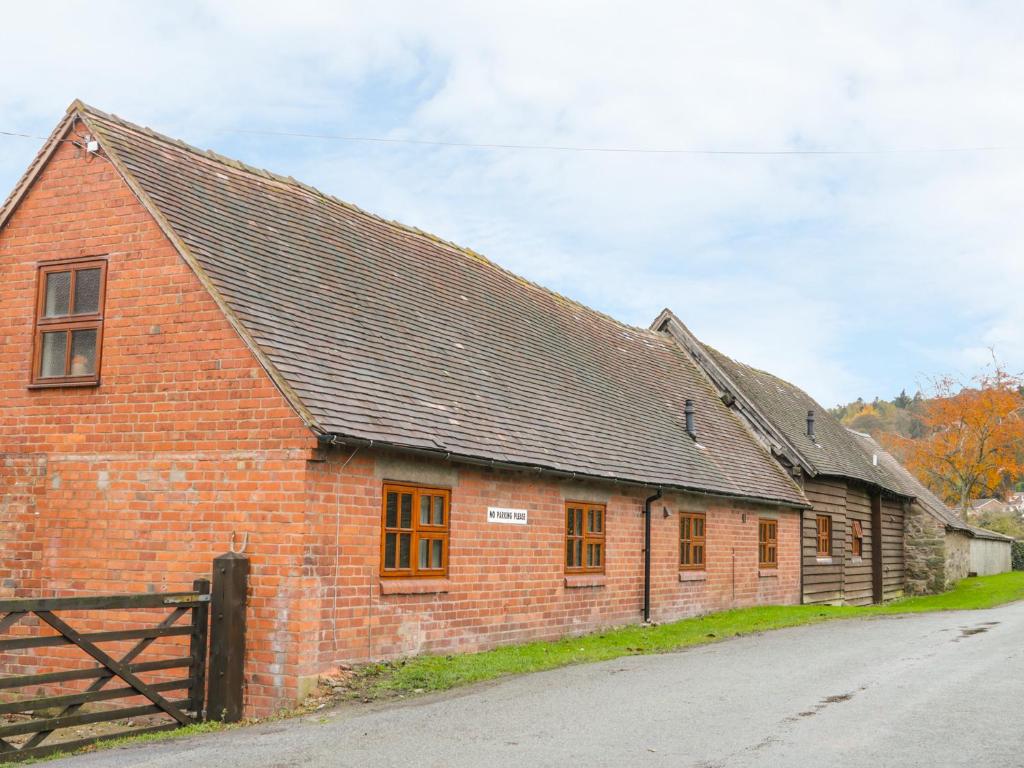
[{"x1": 882, "y1": 361, "x2": 1024, "y2": 513}]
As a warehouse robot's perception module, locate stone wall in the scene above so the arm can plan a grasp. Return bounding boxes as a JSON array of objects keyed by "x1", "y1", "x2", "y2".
[{"x1": 904, "y1": 500, "x2": 946, "y2": 594}]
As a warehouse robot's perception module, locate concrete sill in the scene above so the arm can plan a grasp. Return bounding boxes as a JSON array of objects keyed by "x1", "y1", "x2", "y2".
[
  {"x1": 379, "y1": 578, "x2": 450, "y2": 595},
  {"x1": 758, "y1": 569, "x2": 779, "y2": 578},
  {"x1": 816, "y1": 557, "x2": 834, "y2": 565},
  {"x1": 564, "y1": 574, "x2": 606, "y2": 589},
  {"x1": 678, "y1": 570, "x2": 707, "y2": 583}
]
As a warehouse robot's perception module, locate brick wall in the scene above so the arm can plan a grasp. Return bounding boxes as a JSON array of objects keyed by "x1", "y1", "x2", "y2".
[
  {"x1": 303, "y1": 448, "x2": 801, "y2": 677},
  {"x1": 0, "y1": 121, "x2": 318, "y2": 714}
]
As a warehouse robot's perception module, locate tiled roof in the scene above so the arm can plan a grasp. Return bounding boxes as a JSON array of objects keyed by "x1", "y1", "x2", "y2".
[
  {"x1": 69, "y1": 104, "x2": 806, "y2": 506},
  {"x1": 699, "y1": 346, "x2": 905, "y2": 493},
  {"x1": 849, "y1": 432, "x2": 1013, "y2": 542}
]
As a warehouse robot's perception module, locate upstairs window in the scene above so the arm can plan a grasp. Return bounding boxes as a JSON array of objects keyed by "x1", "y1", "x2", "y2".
[
  {"x1": 566, "y1": 502, "x2": 605, "y2": 573},
  {"x1": 679, "y1": 512, "x2": 706, "y2": 570},
  {"x1": 850, "y1": 520, "x2": 864, "y2": 558},
  {"x1": 31, "y1": 259, "x2": 107, "y2": 386},
  {"x1": 380, "y1": 483, "x2": 450, "y2": 578},
  {"x1": 816, "y1": 515, "x2": 832, "y2": 557},
  {"x1": 758, "y1": 518, "x2": 778, "y2": 568}
]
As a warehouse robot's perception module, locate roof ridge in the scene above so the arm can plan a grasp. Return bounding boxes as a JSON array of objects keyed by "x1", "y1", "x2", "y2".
[{"x1": 73, "y1": 101, "x2": 650, "y2": 340}]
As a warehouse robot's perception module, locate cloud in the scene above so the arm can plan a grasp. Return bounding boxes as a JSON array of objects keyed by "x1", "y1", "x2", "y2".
[{"x1": 2, "y1": 1, "x2": 1023, "y2": 405}]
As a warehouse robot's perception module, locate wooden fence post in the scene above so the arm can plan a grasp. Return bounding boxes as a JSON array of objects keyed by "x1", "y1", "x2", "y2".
[
  {"x1": 207, "y1": 553, "x2": 249, "y2": 722},
  {"x1": 188, "y1": 578, "x2": 211, "y2": 719}
]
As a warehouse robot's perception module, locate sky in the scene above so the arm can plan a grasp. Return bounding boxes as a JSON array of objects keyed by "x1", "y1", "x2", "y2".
[{"x1": 2, "y1": 1, "x2": 1022, "y2": 407}]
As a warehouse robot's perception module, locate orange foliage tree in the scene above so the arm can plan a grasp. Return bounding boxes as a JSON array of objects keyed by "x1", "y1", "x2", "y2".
[{"x1": 882, "y1": 362, "x2": 1024, "y2": 512}]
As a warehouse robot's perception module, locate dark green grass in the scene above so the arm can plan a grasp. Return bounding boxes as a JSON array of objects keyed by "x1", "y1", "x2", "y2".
[{"x1": 374, "y1": 571, "x2": 1024, "y2": 694}]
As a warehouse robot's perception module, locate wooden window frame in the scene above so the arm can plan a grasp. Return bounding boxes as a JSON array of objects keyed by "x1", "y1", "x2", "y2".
[
  {"x1": 850, "y1": 519, "x2": 863, "y2": 558},
  {"x1": 29, "y1": 257, "x2": 108, "y2": 388},
  {"x1": 379, "y1": 483, "x2": 451, "y2": 578},
  {"x1": 679, "y1": 512, "x2": 706, "y2": 571},
  {"x1": 565, "y1": 501, "x2": 606, "y2": 574},
  {"x1": 816, "y1": 514, "x2": 832, "y2": 557},
  {"x1": 758, "y1": 518, "x2": 778, "y2": 569}
]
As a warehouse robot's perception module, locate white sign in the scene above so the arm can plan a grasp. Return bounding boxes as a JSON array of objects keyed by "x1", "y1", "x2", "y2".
[{"x1": 487, "y1": 507, "x2": 528, "y2": 525}]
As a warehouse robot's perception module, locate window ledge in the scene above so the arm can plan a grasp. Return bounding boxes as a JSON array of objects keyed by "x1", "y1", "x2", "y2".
[
  {"x1": 678, "y1": 570, "x2": 707, "y2": 582},
  {"x1": 28, "y1": 381, "x2": 100, "y2": 390},
  {"x1": 850, "y1": 556, "x2": 863, "y2": 564},
  {"x1": 816, "y1": 557, "x2": 834, "y2": 565},
  {"x1": 564, "y1": 574, "x2": 606, "y2": 588},
  {"x1": 759, "y1": 568, "x2": 779, "y2": 578},
  {"x1": 379, "y1": 578, "x2": 450, "y2": 595}
]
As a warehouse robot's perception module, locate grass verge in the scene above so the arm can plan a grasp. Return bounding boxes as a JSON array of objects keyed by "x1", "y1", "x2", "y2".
[{"x1": 358, "y1": 571, "x2": 1024, "y2": 696}]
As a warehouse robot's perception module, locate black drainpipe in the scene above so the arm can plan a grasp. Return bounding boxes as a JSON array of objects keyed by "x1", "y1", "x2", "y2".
[{"x1": 643, "y1": 488, "x2": 663, "y2": 623}]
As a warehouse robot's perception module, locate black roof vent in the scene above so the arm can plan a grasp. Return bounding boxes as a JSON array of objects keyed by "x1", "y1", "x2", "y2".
[
  {"x1": 806, "y1": 409, "x2": 816, "y2": 440},
  {"x1": 685, "y1": 399, "x2": 697, "y2": 441}
]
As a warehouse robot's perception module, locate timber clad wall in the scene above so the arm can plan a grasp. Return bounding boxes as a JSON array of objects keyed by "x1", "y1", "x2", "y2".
[
  {"x1": 842, "y1": 486, "x2": 873, "y2": 605},
  {"x1": 802, "y1": 479, "x2": 846, "y2": 605},
  {"x1": 880, "y1": 498, "x2": 906, "y2": 600},
  {"x1": 800, "y1": 478, "x2": 904, "y2": 606}
]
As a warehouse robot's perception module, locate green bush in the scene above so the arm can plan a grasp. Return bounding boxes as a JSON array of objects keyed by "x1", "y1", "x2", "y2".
[{"x1": 1012, "y1": 541, "x2": 1024, "y2": 571}]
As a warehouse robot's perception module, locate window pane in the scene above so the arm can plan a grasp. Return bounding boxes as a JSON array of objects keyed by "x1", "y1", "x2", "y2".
[
  {"x1": 681, "y1": 544, "x2": 690, "y2": 565},
  {"x1": 400, "y1": 494, "x2": 412, "y2": 528},
  {"x1": 594, "y1": 509, "x2": 602, "y2": 533},
  {"x1": 681, "y1": 517, "x2": 690, "y2": 539},
  {"x1": 418, "y1": 538, "x2": 428, "y2": 569},
  {"x1": 399, "y1": 533, "x2": 411, "y2": 568},
  {"x1": 40, "y1": 331, "x2": 68, "y2": 377},
  {"x1": 420, "y1": 496, "x2": 431, "y2": 526},
  {"x1": 433, "y1": 496, "x2": 444, "y2": 525},
  {"x1": 695, "y1": 517, "x2": 704, "y2": 537},
  {"x1": 587, "y1": 544, "x2": 594, "y2": 567},
  {"x1": 73, "y1": 268, "x2": 101, "y2": 314},
  {"x1": 70, "y1": 328, "x2": 97, "y2": 376},
  {"x1": 431, "y1": 539, "x2": 443, "y2": 568},
  {"x1": 44, "y1": 271, "x2": 71, "y2": 317},
  {"x1": 587, "y1": 510, "x2": 595, "y2": 533},
  {"x1": 384, "y1": 532, "x2": 397, "y2": 568},
  {"x1": 694, "y1": 545, "x2": 704, "y2": 565},
  {"x1": 385, "y1": 492, "x2": 398, "y2": 528},
  {"x1": 567, "y1": 509, "x2": 576, "y2": 536},
  {"x1": 566, "y1": 539, "x2": 574, "y2": 567},
  {"x1": 593, "y1": 543, "x2": 601, "y2": 567},
  {"x1": 575, "y1": 540, "x2": 582, "y2": 568}
]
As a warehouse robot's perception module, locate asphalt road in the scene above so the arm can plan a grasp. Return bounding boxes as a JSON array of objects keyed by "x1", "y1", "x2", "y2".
[{"x1": 53, "y1": 602, "x2": 1024, "y2": 768}]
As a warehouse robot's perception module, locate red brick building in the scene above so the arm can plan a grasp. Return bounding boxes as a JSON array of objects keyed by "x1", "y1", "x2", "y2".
[{"x1": 1, "y1": 103, "x2": 808, "y2": 715}]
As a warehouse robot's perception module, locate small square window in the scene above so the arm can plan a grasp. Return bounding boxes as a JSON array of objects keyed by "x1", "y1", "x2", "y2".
[{"x1": 381, "y1": 484, "x2": 450, "y2": 578}]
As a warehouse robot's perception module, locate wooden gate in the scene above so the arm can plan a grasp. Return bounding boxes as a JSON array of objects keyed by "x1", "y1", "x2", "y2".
[{"x1": 0, "y1": 579, "x2": 210, "y2": 762}]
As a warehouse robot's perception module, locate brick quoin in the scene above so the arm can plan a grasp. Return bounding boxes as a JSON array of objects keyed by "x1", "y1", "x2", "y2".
[{"x1": 0, "y1": 121, "x2": 802, "y2": 717}]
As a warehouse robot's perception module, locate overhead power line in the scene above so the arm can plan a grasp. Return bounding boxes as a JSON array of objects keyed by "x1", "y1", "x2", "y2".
[
  {"x1": 1, "y1": 125, "x2": 1015, "y2": 156},
  {"x1": 225, "y1": 128, "x2": 1013, "y2": 156}
]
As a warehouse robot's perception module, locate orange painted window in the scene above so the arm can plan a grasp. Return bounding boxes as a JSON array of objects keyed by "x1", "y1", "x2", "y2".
[
  {"x1": 566, "y1": 502, "x2": 605, "y2": 574},
  {"x1": 816, "y1": 515, "x2": 832, "y2": 557},
  {"x1": 31, "y1": 258, "x2": 107, "y2": 387},
  {"x1": 380, "y1": 484, "x2": 450, "y2": 578},
  {"x1": 680, "y1": 512, "x2": 706, "y2": 570},
  {"x1": 759, "y1": 518, "x2": 778, "y2": 568},
  {"x1": 851, "y1": 519, "x2": 863, "y2": 557}
]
